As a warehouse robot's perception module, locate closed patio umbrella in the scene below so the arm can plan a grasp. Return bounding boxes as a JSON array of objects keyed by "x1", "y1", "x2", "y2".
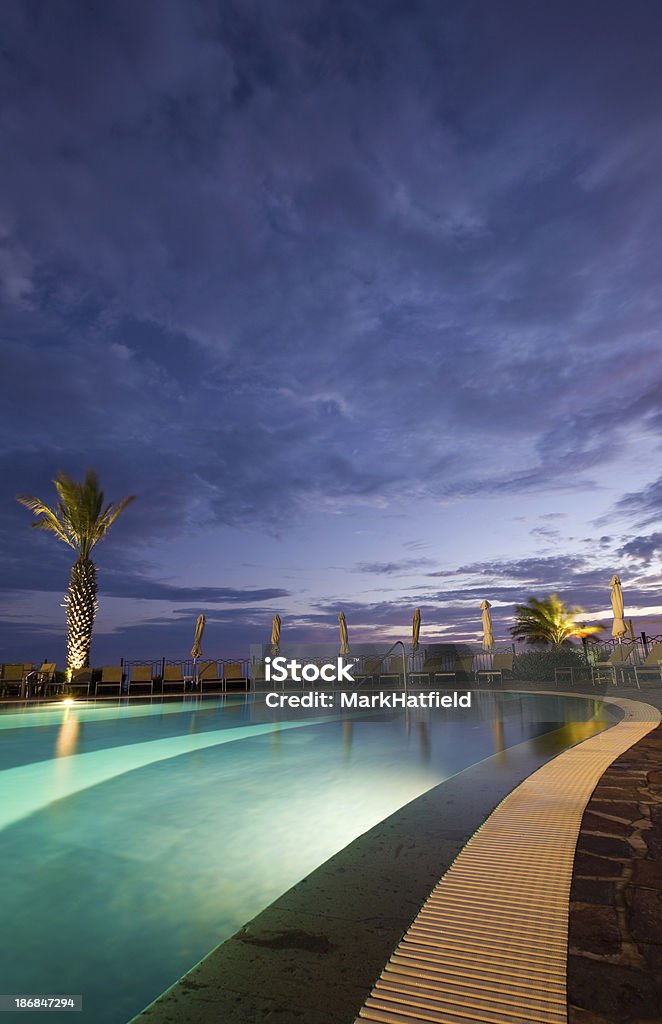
[
  {"x1": 271, "y1": 614, "x2": 281, "y2": 656},
  {"x1": 610, "y1": 575, "x2": 626, "y2": 640},
  {"x1": 412, "y1": 608, "x2": 421, "y2": 652},
  {"x1": 191, "y1": 613, "x2": 206, "y2": 687},
  {"x1": 339, "y1": 612, "x2": 350, "y2": 655},
  {"x1": 481, "y1": 600, "x2": 494, "y2": 650},
  {"x1": 191, "y1": 613, "x2": 206, "y2": 659}
]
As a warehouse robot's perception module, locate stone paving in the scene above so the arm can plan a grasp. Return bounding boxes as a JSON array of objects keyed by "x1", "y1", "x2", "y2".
[{"x1": 568, "y1": 724, "x2": 662, "y2": 1024}]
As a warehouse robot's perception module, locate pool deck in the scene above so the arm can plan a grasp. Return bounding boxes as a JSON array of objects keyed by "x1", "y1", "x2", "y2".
[
  {"x1": 567, "y1": 721, "x2": 662, "y2": 1023},
  {"x1": 516, "y1": 684, "x2": 662, "y2": 1024},
  {"x1": 125, "y1": 682, "x2": 662, "y2": 1024}
]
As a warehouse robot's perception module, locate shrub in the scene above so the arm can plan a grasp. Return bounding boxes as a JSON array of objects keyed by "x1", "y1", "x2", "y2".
[{"x1": 511, "y1": 645, "x2": 589, "y2": 682}]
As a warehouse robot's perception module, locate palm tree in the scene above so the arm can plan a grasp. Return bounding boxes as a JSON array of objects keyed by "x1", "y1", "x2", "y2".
[
  {"x1": 510, "y1": 593, "x2": 603, "y2": 648},
  {"x1": 17, "y1": 471, "x2": 135, "y2": 671}
]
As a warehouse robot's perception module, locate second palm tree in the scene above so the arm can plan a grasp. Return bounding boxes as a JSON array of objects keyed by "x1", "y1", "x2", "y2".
[{"x1": 509, "y1": 593, "x2": 602, "y2": 647}]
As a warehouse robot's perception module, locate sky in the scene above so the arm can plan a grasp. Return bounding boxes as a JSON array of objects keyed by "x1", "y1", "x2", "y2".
[{"x1": 1, "y1": 0, "x2": 662, "y2": 664}]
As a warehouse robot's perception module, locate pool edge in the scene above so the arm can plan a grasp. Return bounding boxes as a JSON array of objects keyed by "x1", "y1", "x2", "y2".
[{"x1": 129, "y1": 689, "x2": 621, "y2": 1024}]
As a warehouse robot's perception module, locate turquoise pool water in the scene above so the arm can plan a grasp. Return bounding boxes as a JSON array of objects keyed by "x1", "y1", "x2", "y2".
[{"x1": 0, "y1": 691, "x2": 612, "y2": 1023}]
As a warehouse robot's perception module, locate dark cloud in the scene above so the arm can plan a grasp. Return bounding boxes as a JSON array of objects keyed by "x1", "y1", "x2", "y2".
[
  {"x1": 2, "y1": 1, "x2": 662, "y2": 658},
  {"x1": 613, "y1": 477, "x2": 662, "y2": 529},
  {"x1": 101, "y1": 578, "x2": 288, "y2": 603},
  {"x1": 353, "y1": 558, "x2": 434, "y2": 575},
  {"x1": 617, "y1": 533, "x2": 662, "y2": 566},
  {"x1": 426, "y1": 555, "x2": 590, "y2": 582},
  {"x1": 529, "y1": 526, "x2": 561, "y2": 541}
]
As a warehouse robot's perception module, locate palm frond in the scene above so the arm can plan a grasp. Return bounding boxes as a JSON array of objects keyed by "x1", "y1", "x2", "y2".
[
  {"x1": 95, "y1": 495, "x2": 136, "y2": 540},
  {"x1": 18, "y1": 470, "x2": 136, "y2": 557},
  {"x1": 15, "y1": 494, "x2": 76, "y2": 549}
]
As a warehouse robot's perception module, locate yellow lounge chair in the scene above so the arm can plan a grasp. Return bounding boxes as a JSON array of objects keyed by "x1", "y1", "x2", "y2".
[
  {"x1": 409, "y1": 657, "x2": 443, "y2": 686},
  {"x1": 633, "y1": 644, "x2": 662, "y2": 689},
  {"x1": 198, "y1": 661, "x2": 221, "y2": 691},
  {"x1": 128, "y1": 664, "x2": 155, "y2": 694},
  {"x1": 446, "y1": 654, "x2": 476, "y2": 683},
  {"x1": 428, "y1": 654, "x2": 476, "y2": 685},
  {"x1": 162, "y1": 663, "x2": 186, "y2": 694},
  {"x1": 37, "y1": 662, "x2": 59, "y2": 697},
  {"x1": 96, "y1": 666, "x2": 124, "y2": 696},
  {"x1": 355, "y1": 658, "x2": 382, "y2": 685},
  {"x1": 591, "y1": 645, "x2": 638, "y2": 686},
  {"x1": 223, "y1": 662, "x2": 249, "y2": 691},
  {"x1": 1, "y1": 663, "x2": 33, "y2": 697},
  {"x1": 69, "y1": 668, "x2": 92, "y2": 697},
  {"x1": 379, "y1": 657, "x2": 405, "y2": 683},
  {"x1": 251, "y1": 662, "x2": 267, "y2": 686},
  {"x1": 475, "y1": 651, "x2": 513, "y2": 684}
]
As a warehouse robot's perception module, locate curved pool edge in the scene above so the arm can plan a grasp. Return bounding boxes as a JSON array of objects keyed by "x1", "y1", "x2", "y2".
[
  {"x1": 354, "y1": 694, "x2": 660, "y2": 1024},
  {"x1": 129, "y1": 689, "x2": 626, "y2": 1024}
]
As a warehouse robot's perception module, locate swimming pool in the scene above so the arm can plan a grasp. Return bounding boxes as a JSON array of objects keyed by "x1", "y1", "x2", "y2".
[{"x1": 0, "y1": 691, "x2": 612, "y2": 1023}]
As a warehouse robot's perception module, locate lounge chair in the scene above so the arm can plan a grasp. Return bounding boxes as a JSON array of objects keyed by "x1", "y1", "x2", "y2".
[
  {"x1": 447, "y1": 655, "x2": 475, "y2": 683},
  {"x1": 251, "y1": 662, "x2": 267, "y2": 687},
  {"x1": 633, "y1": 644, "x2": 662, "y2": 689},
  {"x1": 475, "y1": 651, "x2": 513, "y2": 684},
  {"x1": 222, "y1": 662, "x2": 249, "y2": 691},
  {"x1": 95, "y1": 666, "x2": 124, "y2": 696},
  {"x1": 433, "y1": 655, "x2": 476, "y2": 685},
  {"x1": 162, "y1": 664, "x2": 186, "y2": 694},
  {"x1": 355, "y1": 658, "x2": 382, "y2": 685},
  {"x1": 128, "y1": 664, "x2": 154, "y2": 695},
  {"x1": 198, "y1": 661, "x2": 221, "y2": 691},
  {"x1": 409, "y1": 657, "x2": 444, "y2": 686},
  {"x1": 407, "y1": 654, "x2": 473, "y2": 687},
  {"x1": 37, "y1": 662, "x2": 60, "y2": 697},
  {"x1": 1, "y1": 663, "x2": 33, "y2": 698},
  {"x1": 69, "y1": 668, "x2": 92, "y2": 697},
  {"x1": 591, "y1": 645, "x2": 638, "y2": 686},
  {"x1": 379, "y1": 657, "x2": 405, "y2": 684}
]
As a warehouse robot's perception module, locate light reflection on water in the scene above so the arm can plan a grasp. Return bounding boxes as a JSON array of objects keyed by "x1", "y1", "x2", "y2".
[
  {"x1": 55, "y1": 709, "x2": 80, "y2": 758},
  {"x1": 0, "y1": 692, "x2": 614, "y2": 1024}
]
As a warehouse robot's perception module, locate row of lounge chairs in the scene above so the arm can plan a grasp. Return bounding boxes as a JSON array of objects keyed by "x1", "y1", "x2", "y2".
[
  {"x1": 589, "y1": 643, "x2": 662, "y2": 688},
  {"x1": 92, "y1": 662, "x2": 249, "y2": 695},
  {"x1": 407, "y1": 651, "x2": 514, "y2": 685},
  {"x1": 0, "y1": 663, "x2": 63, "y2": 698},
  {"x1": 3, "y1": 653, "x2": 513, "y2": 696},
  {"x1": 0, "y1": 661, "x2": 249, "y2": 698},
  {"x1": 257, "y1": 646, "x2": 662, "y2": 688},
  {"x1": 409, "y1": 645, "x2": 662, "y2": 689},
  {"x1": 3, "y1": 647, "x2": 659, "y2": 698},
  {"x1": 252, "y1": 652, "x2": 514, "y2": 686}
]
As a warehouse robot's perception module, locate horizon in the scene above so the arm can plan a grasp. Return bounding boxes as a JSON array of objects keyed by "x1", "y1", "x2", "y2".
[
  {"x1": 2, "y1": 1, "x2": 662, "y2": 665},
  {"x1": 6, "y1": 600, "x2": 662, "y2": 667}
]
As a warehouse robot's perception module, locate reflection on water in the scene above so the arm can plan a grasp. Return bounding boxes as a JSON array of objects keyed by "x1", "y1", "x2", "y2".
[
  {"x1": 343, "y1": 718, "x2": 353, "y2": 761},
  {"x1": 417, "y1": 720, "x2": 430, "y2": 763},
  {"x1": 0, "y1": 692, "x2": 614, "y2": 1024},
  {"x1": 271, "y1": 722, "x2": 282, "y2": 759},
  {"x1": 492, "y1": 713, "x2": 505, "y2": 753},
  {"x1": 54, "y1": 709, "x2": 80, "y2": 758}
]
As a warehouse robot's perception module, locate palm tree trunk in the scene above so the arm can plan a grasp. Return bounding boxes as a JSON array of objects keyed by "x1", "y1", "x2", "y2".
[{"x1": 65, "y1": 558, "x2": 98, "y2": 670}]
